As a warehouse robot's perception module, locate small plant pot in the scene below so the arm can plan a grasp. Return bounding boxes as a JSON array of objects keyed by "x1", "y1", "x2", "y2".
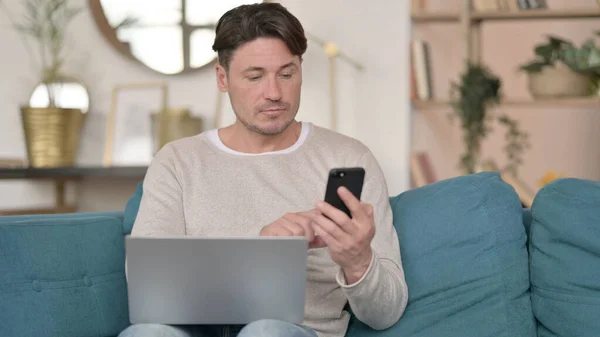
[
  {"x1": 20, "y1": 107, "x2": 85, "y2": 167},
  {"x1": 527, "y1": 66, "x2": 592, "y2": 99}
]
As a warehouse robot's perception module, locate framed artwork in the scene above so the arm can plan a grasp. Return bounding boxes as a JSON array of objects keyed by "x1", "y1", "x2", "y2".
[{"x1": 104, "y1": 82, "x2": 169, "y2": 167}]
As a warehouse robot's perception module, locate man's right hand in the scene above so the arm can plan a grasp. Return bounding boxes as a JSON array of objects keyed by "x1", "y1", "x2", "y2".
[{"x1": 260, "y1": 211, "x2": 327, "y2": 249}]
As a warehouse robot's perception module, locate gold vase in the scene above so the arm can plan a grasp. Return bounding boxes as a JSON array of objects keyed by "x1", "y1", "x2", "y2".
[
  {"x1": 151, "y1": 108, "x2": 204, "y2": 152},
  {"x1": 20, "y1": 107, "x2": 85, "y2": 167}
]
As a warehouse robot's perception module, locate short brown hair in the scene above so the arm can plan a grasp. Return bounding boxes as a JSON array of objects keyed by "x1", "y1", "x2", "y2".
[{"x1": 212, "y1": 2, "x2": 308, "y2": 71}]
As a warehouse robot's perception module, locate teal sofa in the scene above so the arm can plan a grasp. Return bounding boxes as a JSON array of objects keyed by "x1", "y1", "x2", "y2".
[{"x1": 2, "y1": 171, "x2": 599, "y2": 337}]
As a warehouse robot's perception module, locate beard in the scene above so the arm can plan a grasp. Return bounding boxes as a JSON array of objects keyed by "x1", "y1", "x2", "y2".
[
  {"x1": 238, "y1": 116, "x2": 295, "y2": 136},
  {"x1": 234, "y1": 101, "x2": 297, "y2": 136}
]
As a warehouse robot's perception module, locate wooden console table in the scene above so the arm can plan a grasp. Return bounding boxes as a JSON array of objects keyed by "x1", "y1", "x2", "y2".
[{"x1": 0, "y1": 166, "x2": 147, "y2": 215}]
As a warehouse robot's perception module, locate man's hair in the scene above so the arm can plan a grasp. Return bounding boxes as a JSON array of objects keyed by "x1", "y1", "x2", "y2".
[{"x1": 211, "y1": 2, "x2": 308, "y2": 71}]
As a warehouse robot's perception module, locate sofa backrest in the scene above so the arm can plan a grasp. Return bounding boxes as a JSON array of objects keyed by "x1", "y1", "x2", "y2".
[
  {"x1": 347, "y1": 171, "x2": 536, "y2": 337},
  {"x1": 528, "y1": 177, "x2": 600, "y2": 337},
  {"x1": 123, "y1": 181, "x2": 144, "y2": 234},
  {"x1": 0, "y1": 212, "x2": 130, "y2": 337},
  {"x1": 126, "y1": 173, "x2": 537, "y2": 337},
  {"x1": 0, "y1": 173, "x2": 539, "y2": 337}
]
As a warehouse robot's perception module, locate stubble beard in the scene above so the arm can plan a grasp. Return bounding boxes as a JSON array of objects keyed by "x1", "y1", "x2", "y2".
[{"x1": 235, "y1": 103, "x2": 297, "y2": 136}]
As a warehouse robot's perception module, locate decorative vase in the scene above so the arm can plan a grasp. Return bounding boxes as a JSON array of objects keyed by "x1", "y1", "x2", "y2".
[
  {"x1": 20, "y1": 107, "x2": 85, "y2": 167},
  {"x1": 151, "y1": 108, "x2": 204, "y2": 153},
  {"x1": 527, "y1": 65, "x2": 592, "y2": 99}
]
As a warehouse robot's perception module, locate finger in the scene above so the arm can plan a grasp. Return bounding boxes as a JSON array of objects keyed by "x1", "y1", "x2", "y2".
[
  {"x1": 279, "y1": 217, "x2": 307, "y2": 237},
  {"x1": 337, "y1": 186, "x2": 366, "y2": 220},
  {"x1": 311, "y1": 222, "x2": 340, "y2": 250},
  {"x1": 267, "y1": 222, "x2": 293, "y2": 237},
  {"x1": 308, "y1": 235, "x2": 327, "y2": 249},
  {"x1": 283, "y1": 213, "x2": 315, "y2": 241},
  {"x1": 315, "y1": 201, "x2": 356, "y2": 234},
  {"x1": 311, "y1": 212, "x2": 351, "y2": 242}
]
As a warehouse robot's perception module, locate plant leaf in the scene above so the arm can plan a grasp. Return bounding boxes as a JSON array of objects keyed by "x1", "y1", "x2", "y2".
[
  {"x1": 520, "y1": 61, "x2": 547, "y2": 73},
  {"x1": 14, "y1": 24, "x2": 41, "y2": 38},
  {"x1": 535, "y1": 44, "x2": 555, "y2": 62},
  {"x1": 547, "y1": 35, "x2": 573, "y2": 47},
  {"x1": 587, "y1": 45, "x2": 600, "y2": 67}
]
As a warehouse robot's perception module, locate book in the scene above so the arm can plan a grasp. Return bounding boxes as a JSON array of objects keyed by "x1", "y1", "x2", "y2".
[{"x1": 410, "y1": 40, "x2": 433, "y2": 101}]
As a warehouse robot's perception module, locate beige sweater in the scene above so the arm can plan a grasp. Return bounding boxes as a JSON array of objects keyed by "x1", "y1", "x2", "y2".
[{"x1": 131, "y1": 122, "x2": 408, "y2": 337}]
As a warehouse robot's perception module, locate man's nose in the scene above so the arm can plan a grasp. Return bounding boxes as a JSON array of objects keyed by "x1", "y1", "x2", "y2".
[{"x1": 264, "y1": 76, "x2": 282, "y2": 101}]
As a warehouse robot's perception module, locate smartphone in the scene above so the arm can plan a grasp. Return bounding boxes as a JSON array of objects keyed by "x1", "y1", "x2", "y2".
[{"x1": 324, "y1": 167, "x2": 365, "y2": 218}]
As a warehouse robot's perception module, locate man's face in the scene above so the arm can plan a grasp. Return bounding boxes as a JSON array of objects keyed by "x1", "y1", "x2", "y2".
[{"x1": 216, "y1": 37, "x2": 302, "y2": 135}]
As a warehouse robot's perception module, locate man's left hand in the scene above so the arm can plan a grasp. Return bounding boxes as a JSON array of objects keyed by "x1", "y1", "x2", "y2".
[{"x1": 311, "y1": 186, "x2": 375, "y2": 284}]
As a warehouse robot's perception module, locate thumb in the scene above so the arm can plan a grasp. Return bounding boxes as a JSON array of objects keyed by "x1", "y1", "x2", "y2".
[{"x1": 309, "y1": 235, "x2": 327, "y2": 249}]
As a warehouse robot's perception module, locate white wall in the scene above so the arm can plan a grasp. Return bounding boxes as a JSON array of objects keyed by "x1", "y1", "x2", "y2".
[{"x1": 0, "y1": 0, "x2": 411, "y2": 212}]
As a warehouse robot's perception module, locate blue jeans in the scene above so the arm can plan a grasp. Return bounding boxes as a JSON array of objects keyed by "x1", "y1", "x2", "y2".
[{"x1": 118, "y1": 319, "x2": 318, "y2": 337}]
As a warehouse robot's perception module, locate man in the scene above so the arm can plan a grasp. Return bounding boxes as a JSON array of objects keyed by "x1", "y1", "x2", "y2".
[{"x1": 119, "y1": 3, "x2": 407, "y2": 337}]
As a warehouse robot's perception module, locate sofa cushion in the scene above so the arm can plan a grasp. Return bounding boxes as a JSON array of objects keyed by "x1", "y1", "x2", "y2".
[
  {"x1": 529, "y1": 178, "x2": 600, "y2": 337},
  {"x1": 346, "y1": 172, "x2": 536, "y2": 337},
  {"x1": 0, "y1": 212, "x2": 129, "y2": 337},
  {"x1": 123, "y1": 182, "x2": 143, "y2": 235}
]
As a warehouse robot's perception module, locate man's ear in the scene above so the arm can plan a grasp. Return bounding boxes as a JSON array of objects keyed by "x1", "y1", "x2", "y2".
[{"x1": 216, "y1": 64, "x2": 229, "y2": 92}]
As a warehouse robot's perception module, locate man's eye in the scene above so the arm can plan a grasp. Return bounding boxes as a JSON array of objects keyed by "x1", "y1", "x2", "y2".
[
  {"x1": 248, "y1": 76, "x2": 261, "y2": 81},
  {"x1": 280, "y1": 73, "x2": 292, "y2": 79}
]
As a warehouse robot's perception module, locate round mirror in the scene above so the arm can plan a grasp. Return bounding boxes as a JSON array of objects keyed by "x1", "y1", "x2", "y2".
[
  {"x1": 29, "y1": 78, "x2": 91, "y2": 113},
  {"x1": 89, "y1": 0, "x2": 261, "y2": 75}
]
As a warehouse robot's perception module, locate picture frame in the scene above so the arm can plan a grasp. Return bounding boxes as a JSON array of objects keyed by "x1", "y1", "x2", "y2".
[{"x1": 103, "y1": 82, "x2": 168, "y2": 167}]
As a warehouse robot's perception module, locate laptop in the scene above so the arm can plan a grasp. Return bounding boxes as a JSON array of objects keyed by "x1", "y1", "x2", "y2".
[{"x1": 124, "y1": 235, "x2": 308, "y2": 325}]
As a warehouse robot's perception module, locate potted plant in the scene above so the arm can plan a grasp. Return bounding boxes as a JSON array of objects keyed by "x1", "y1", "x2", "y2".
[
  {"x1": 519, "y1": 32, "x2": 600, "y2": 99},
  {"x1": 6, "y1": 0, "x2": 85, "y2": 167},
  {"x1": 450, "y1": 62, "x2": 530, "y2": 176}
]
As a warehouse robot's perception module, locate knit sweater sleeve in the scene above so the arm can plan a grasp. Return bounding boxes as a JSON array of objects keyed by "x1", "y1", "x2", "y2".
[
  {"x1": 131, "y1": 144, "x2": 186, "y2": 236},
  {"x1": 335, "y1": 149, "x2": 408, "y2": 330}
]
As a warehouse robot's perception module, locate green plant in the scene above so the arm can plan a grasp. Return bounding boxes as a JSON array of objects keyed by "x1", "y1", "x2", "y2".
[
  {"x1": 2, "y1": 0, "x2": 83, "y2": 107},
  {"x1": 519, "y1": 32, "x2": 600, "y2": 90},
  {"x1": 450, "y1": 62, "x2": 530, "y2": 176}
]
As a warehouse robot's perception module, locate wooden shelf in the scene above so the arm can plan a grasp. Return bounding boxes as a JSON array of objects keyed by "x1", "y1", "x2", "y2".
[
  {"x1": 0, "y1": 165, "x2": 148, "y2": 180},
  {"x1": 411, "y1": 8, "x2": 600, "y2": 23},
  {"x1": 411, "y1": 11, "x2": 460, "y2": 22},
  {"x1": 0, "y1": 166, "x2": 147, "y2": 216},
  {"x1": 502, "y1": 97, "x2": 600, "y2": 108},
  {"x1": 412, "y1": 100, "x2": 450, "y2": 109},
  {"x1": 412, "y1": 97, "x2": 600, "y2": 110},
  {"x1": 472, "y1": 8, "x2": 600, "y2": 21}
]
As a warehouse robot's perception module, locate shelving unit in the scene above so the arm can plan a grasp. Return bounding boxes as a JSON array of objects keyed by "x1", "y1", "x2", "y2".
[
  {"x1": 409, "y1": 1, "x2": 600, "y2": 204},
  {"x1": 410, "y1": 2, "x2": 600, "y2": 110}
]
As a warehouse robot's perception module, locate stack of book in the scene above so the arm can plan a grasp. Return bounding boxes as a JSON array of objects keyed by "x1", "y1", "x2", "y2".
[{"x1": 473, "y1": 0, "x2": 547, "y2": 11}]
